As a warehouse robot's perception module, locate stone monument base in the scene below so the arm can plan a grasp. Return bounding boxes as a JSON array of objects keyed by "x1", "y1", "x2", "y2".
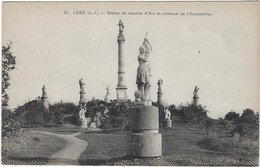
[
  {"x1": 130, "y1": 133, "x2": 162, "y2": 157},
  {"x1": 80, "y1": 118, "x2": 88, "y2": 129},
  {"x1": 116, "y1": 86, "x2": 127, "y2": 102},
  {"x1": 163, "y1": 119, "x2": 172, "y2": 128},
  {"x1": 130, "y1": 105, "x2": 162, "y2": 158}
]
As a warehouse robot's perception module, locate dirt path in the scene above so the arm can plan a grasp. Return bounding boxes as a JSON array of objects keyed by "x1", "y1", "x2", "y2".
[{"x1": 35, "y1": 131, "x2": 88, "y2": 165}]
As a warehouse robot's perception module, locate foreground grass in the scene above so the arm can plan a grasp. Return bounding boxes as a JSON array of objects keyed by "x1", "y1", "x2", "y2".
[
  {"x1": 27, "y1": 124, "x2": 80, "y2": 135},
  {"x1": 76, "y1": 122, "x2": 259, "y2": 166},
  {"x1": 2, "y1": 130, "x2": 67, "y2": 165}
]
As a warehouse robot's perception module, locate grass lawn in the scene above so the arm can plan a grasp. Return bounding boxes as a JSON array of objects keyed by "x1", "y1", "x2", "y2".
[
  {"x1": 76, "y1": 122, "x2": 259, "y2": 166},
  {"x1": 2, "y1": 130, "x2": 67, "y2": 165},
  {"x1": 27, "y1": 124, "x2": 81, "y2": 135}
]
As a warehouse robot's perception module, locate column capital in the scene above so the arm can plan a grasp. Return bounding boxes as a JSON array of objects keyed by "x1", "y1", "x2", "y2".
[{"x1": 117, "y1": 34, "x2": 125, "y2": 42}]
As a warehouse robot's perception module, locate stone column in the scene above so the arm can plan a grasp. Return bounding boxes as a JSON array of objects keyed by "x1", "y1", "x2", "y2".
[
  {"x1": 192, "y1": 86, "x2": 199, "y2": 106},
  {"x1": 157, "y1": 79, "x2": 163, "y2": 105},
  {"x1": 41, "y1": 85, "x2": 49, "y2": 112},
  {"x1": 116, "y1": 20, "x2": 127, "y2": 102},
  {"x1": 79, "y1": 78, "x2": 87, "y2": 109},
  {"x1": 193, "y1": 95, "x2": 199, "y2": 106},
  {"x1": 79, "y1": 89, "x2": 86, "y2": 109}
]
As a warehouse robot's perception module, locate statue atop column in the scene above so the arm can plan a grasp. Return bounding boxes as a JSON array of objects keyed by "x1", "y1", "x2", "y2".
[
  {"x1": 136, "y1": 33, "x2": 152, "y2": 105},
  {"x1": 193, "y1": 86, "x2": 199, "y2": 106},
  {"x1": 116, "y1": 20, "x2": 127, "y2": 101}
]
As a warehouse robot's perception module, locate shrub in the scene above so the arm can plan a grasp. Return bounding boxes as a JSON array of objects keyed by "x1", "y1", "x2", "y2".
[
  {"x1": 233, "y1": 108, "x2": 259, "y2": 140},
  {"x1": 224, "y1": 110, "x2": 240, "y2": 121},
  {"x1": 2, "y1": 108, "x2": 20, "y2": 138},
  {"x1": 178, "y1": 103, "x2": 208, "y2": 123}
]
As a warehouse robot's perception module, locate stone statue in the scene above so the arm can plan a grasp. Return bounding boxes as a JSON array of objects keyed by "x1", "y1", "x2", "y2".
[
  {"x1": 118, "y1": 20, "x2": 124, "y2": 35},
  {"x1": 134, "y1": 90, "x2": 141, "y2": 101},
  {"x1": 164, "y1": 107, "x2": 171, "y2": 120},
  {"x1": 104, "y1": 85, "x2": 110, "y2": 102},
  {"x1": 79, "y1": 108, "x2": 86, "y2": 119},
  {"x1": 79, "y1": 78, "x2": 85, "y2": 91},
  {"x1": 193, "y1": 86, "x2": 199, "y2": 96},
  {"x1": 42, "y1": 85, "x2": 47, "y2": 96},
  {"x1": 157, "y1": 79, "x2": 163, "y2": 92},
  {"x1": 136, "y1": 33, "x2": 152, "y2": 103},
  {"x1": 193, "y1": 86, "x2": 199, "y2": 106}
]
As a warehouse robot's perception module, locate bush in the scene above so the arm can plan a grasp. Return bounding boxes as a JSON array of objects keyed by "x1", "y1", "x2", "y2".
[
  {"x1": 2, "y1": 108, "x2": 20, "y2": 138},
  {"x1": 178, "y1": 103, "x2": 208, "y2": 123},
  {"x1": 224, "y1": 110, "x2": 240, "y2": 121},
  {"x1": 233, "y1": 108, "x2": 259, "y2": 140}
]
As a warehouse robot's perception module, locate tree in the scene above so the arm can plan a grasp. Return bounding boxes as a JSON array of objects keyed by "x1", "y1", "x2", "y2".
[
  {"x1": 2, "y1": 43, "x2": 19, "y2": 138},
  {"x1": 233, "y1": 108, "x2": 259, "y2": 140},
  {"x1": 177, "y1": 103, "x2": 208, "y2": 123},
  {"x1": 241, "y1": 108, "x2": 255, "y2": 118},
  {"x1": 2, "y1": 42, "x2": 16, "y2": 107},
  {"x1": 224, "y1": 110, "x2": 240, "y2": 121}
]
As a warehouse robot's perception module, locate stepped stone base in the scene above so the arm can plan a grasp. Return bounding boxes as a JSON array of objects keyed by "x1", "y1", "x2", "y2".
[
  {"x1": 130, "y1": 133, "x2": 162, "y2": 157},
  {"x1": 163, "y1": 119, "x2": 172, "y2": 128},
  {"x1": 129, "y1": 105, "x2": 162, "y2": 158},
  {"x1": 80, "y1": 118, "x2": 88, "y2": 129}
]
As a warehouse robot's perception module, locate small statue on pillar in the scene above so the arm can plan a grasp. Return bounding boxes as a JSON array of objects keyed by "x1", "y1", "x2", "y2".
[
  {"x1": 192, "y1": 86, "x2": 199, "y2": 106},
  {"x1": 136, "y1": 33, "x2": 152, "y2": 105}
]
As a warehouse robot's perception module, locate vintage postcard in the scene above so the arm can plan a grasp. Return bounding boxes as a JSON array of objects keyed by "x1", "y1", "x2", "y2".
[{"x1": 1, "y1": 2, "x2": 259, "y2": 166}]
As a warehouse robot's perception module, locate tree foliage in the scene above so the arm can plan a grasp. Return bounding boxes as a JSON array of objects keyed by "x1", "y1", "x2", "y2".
[
  {"x1": 2, "y1": 43, "x2": 19, "y2": 138},
  {"x1": 178, "y1": 103, "x2": 208, "y2": 123},
  {"x1": 233, "y1": 108, "x2": 259, "y2": 140},
  {"x1": 224, "y1": 110, "x2": 240, "y2": 121},
  {"x1": 2, "y1": 42, "x2": 16, "y2": 107}
]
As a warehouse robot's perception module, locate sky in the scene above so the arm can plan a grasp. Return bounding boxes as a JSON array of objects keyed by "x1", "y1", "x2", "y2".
[{"x1": 2, "y1": 2, "x2": 259, "y2": 118}]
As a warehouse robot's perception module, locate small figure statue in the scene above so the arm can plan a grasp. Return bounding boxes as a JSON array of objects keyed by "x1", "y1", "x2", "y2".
[
  {"x1": 136, "y1": 33, "x2": 152, "y2": 103},
  {"x1": 193, "y1": 86, "x2": 199, "y2": 96},
  {"x1": 164, "y1": 107, "x2": 171, "y2": 120},
  {"x1": 42, "y1": 85, "x2": 47, "y2": 95},
  {"x1": 193, "y1": 86, "x2": 199, "y2": 106},
  {"x1": 104, "y1": 85, "x2": 110, "y2": 102},
  {"x1": 157, "y1": 79, "x2": 163, "y2": 92},
  {"x1": 134, "y1": 90, "x2": 141, "y2": 101},
  {"x1": 118, "y1": 20, "x2": 124, "y2": 35},
  {"x1": 90, "y1": 122, "x2": 97, "y2": 129},
  {"x1": 79, "y1": 108, "x2": 86, "y2": 119},
  {"x1": 79, "y1": 78, "x2": 85, "y2": 91}
]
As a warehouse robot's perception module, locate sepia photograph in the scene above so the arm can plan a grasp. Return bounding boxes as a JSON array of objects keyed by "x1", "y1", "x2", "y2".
[{"x1": 1, "y1": 1, "x2": 259, "y2": 166}]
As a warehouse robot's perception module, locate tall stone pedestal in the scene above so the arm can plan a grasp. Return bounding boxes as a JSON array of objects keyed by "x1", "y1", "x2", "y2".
[
  {"x1": 79, "y1": 90, "x2": 86, "y2": 108},
  {"x1": 157, "y1": 91, "x2": 163, "y2": 105},
  {"x1": 41, "y1": 95, "x2": 49, "y2": 112},
  {"x1": 163, "y1": 119, "x2": 172, "y2": 128},
  {"x1": 129, "y1": 105, "x2": 162, "y2": 157},
  {"x1": 116, "y1": 86, "x2": 127, "y2": 102},
  {"x1": 80, "y1": 118, "x2": 88, "y2": 129}
]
